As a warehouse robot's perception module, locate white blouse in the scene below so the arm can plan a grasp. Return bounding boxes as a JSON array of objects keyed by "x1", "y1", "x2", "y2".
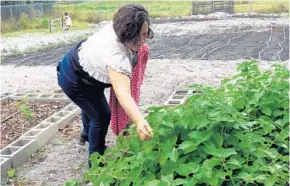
[{"x1": 78, "y1": 21, "x2": 134, "y2": 84}]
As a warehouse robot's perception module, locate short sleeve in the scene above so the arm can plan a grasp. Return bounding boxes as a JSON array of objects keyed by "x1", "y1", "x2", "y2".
[
  {"x1": 78, "y1": 21, "x2": 134, "y2": 84},
  {"x1": 105, "y1": 50, "x2": 133, "y2": 79}
]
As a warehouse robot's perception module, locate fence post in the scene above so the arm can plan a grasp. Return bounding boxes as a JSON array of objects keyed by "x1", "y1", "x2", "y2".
[
  {"x1": 59, "y1": 18, "x2": 62, "y2": 29},
  {"x1": 41, "y1": 3, "x2": 44, "y2": 17},
  {"x1": 50, "y1": 19, "x2": 52, "y2": 33},
  {"x1": 10, "y1": 6, "x2": 13, "y2": 18},
  {"x1": 98, "y1": 0, "x2": 102, "y2": 22}
]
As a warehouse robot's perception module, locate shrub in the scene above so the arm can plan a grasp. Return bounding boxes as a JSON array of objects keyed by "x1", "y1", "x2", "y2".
[
  {"x1": 1, "y1": 22, "x2": 13, "y2": 33},
  {"x1": 84, "y1": 12, "x2": 101, "y2": 23},
  {"x1": 80, "y1": 61, "x2": 289, "y2": 186},
  {"x1": 1, "y1": 17, "x2": 19, "y2": 33},
  {"x1": 19, "y1": 13, "x2": 31, "y2": 29}
]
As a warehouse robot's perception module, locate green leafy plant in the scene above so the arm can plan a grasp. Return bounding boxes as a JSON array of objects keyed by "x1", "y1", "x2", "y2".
[
  {"x1": 7, "y1": 169, "x2": 15, "y2": 178},
  {"x1": 16, "y1": 98, "x2": 33, "y2": 121},
  {"x1": 65, "y1": 179, "x2": 80, "y2": 186},
  {"x1": 79, "y1": 61, "x2": 288, "y2": 186}
]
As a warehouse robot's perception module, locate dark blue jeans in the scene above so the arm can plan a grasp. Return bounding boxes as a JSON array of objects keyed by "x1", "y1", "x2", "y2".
[{"x1": 57, "y1": 54, "x2": 111, "y2": 164}]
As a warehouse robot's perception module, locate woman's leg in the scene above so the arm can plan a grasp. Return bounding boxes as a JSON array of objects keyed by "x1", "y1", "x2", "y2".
[
  {"x1": 79, "y1": 110, "x2": 89, "y2": 145},
  {"x1": 57, "y1": 55, "x2": 111, "y2": 167},
  {"x1": 85, "y1": 93, "x2": 111, "y2": 155},
  {"x1": 69, "y1": 89, "x2": 111, "y2": 168}
]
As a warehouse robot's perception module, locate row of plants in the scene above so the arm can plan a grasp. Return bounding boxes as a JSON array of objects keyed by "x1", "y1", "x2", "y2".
[{"x1": 66, "y1": 61, "x2": 288, "y2": 186}]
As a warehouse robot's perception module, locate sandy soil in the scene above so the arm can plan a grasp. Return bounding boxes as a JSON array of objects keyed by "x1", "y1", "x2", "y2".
[{"x1": 1, "y1": 13, "x2": 289, "y2": 185}]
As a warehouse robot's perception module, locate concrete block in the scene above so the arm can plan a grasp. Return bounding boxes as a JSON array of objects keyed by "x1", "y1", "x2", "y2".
[
  {"x1": 43, "y1": 116, "x2": 66, "y2": 129},
  {"x1": 35, "y1": 93, "x2": 71, "y2": 103},
  {"x1": 35, "y1": 93, "x2": 54, "y2": 102},
  {"x1": 23, "y1": 93, "x2": 39, "y2": 102},
  {"x1": 164, "y1": 98, "x2": 186, "y2": 106},
  {"x1": 51, "y1": 93, "x2": 65, "y2": 99},
  {"x1": 0, "y1": 139, "x2": 37, "y2": 168},
  {"x1": 173, "y1": 89, "x2": 202, "y2": 95},
  {"x1": 1, "y1": 92, "x2": 13, "y2": 98},
  {"x1": 53, "y1": 111, "x2": 76, "y2": 129},
  {"x1": 1, "y1": 157, "x2": 12, "y2": 177},
  {"x1": 9, "y1": 93, "x2": 29, "y2": 100},
  {"x1": 168, "y1": 95, "x2": 189, "y2": 100},
  {"x1": 63, "y1": 103, "x2": 81, "y2": 115},
  {"x1": 50, "y1": 93, "x2": 71, "y2": 102},
  {"x1": 47, "y1": 103, "x2": 81, "y2": 129},
  {"x1": 19, "y1": 122, "x2": 58, "y2": 149}
]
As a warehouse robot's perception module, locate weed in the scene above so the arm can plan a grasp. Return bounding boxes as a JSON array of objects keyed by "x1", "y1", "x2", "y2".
[{"x1": 16, "y1": 98, "x2": 33, "y2": 121}]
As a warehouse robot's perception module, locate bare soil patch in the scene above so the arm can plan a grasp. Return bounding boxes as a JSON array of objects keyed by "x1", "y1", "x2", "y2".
[{"x1": 1, "y1": 99, "x2": 68, "y2": 149}]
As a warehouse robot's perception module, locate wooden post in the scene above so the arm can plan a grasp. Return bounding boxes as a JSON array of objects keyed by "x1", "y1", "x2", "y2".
[
  {"x1": 50, "y1": 19, "x2": 52, "y2": 33},
  {"x1": 59, "y1": 18, "x2": 62, "y2": 29},
  {"x1": 41, "y1": 3, "x2": 44, "y2": 17},
  {"x1": 191, "y1": 2, "x2": 193, "y2": 15},
  {"x1": 10, "y1": 6, "x2": 13, "y2": 18}
]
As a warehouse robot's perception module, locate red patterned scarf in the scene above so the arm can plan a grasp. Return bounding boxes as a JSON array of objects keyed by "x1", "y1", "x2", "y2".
[{"x1": 109, "y1": 44, "x2": 150, "y2": 135}]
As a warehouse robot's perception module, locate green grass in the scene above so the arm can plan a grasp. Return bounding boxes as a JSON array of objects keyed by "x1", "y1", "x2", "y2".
[
  {"x1": 234, "y1": 0, "x2": 289, "y2": 13},
  {"x1": 2, "y1": 19, "x2": 89, "y2": 37},
  {"x1": 1, "y1": 1, "x2": 289, "y2": 36},
  {"x1": 57, "y1": 1, "x2": 192, "y2": 20}
]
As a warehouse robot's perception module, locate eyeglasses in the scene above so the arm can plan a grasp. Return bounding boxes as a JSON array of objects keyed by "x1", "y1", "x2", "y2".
[
  {"x1": 132, "y1": 28, "x2": 154, "y2": 44},
  {"x1": 148, "y1": 28, "x2": 154, "y2": 39}
]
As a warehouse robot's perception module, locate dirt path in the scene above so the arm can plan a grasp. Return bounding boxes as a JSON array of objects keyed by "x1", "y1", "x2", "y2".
[{"x1": 1, "y1": 15, "x2": 289, "y2": 185}]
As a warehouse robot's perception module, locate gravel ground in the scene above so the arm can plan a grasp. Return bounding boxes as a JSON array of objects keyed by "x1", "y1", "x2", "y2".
[{"x1": 1, "y1": 13, "x2": 289, "y2": 185}]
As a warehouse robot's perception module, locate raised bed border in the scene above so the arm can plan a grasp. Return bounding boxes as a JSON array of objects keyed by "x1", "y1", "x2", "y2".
[
  {"x1": 164, "y1": 89, "x2": 202, "y2": 106},
  {"x1": 0, "y1": 92, "x2": 80, "y2": 177},
  {"x1": 1, "y1": 89, "x2": 200, "y2": 177}
]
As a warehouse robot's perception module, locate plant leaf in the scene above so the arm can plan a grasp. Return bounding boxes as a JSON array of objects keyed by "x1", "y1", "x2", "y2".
[
  {"x1": 203, "y1": 142, "x2": 237, "y2": 158},
  {"x1": 188, "y1": 116, "x2": 210, "y2": 129},
  {"x1": 188, "y1": 130, "x2": 212, "y2": 145},
  {"x1": 233, "y1": 98, "x2": 247, "y2": 109},
  {"x1": 7, "y1": 169, "x2": 15, "y2": 178},
  {"x1": 159, "y1": 151, "x2": 168, "y2": 166},
  {"x1": 168, "y1": 148, "x2": 178, "y2": 162},
  {"x1": 178, "y1": 141, "x2": 197, "y2": 154},
  {"x1": 145, "y1": 180, "x2": 161, "y2": 186},
  {"x1": 210, "y1": 132, "x2": 223, "y2": 148},
  {"x1": 173, "y1": 178, "x2": 188, "y2": 185},
  {"x1": 175, "y1": 162, "x2": 199, "y2": 176},
  {"x1": 261, "y1": 106, "x2": 272, "y2": 116}
]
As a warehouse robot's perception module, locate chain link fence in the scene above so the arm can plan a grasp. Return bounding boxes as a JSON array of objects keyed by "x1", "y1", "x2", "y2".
[{"x1": 0, "y1": 3, "x2": 56, "y2": 22}]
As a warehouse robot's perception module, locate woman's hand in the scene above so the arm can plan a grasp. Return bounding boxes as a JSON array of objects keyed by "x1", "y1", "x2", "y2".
[
  {"x1": 107, "y1": 67, "x2": 153, "y2": 141},
  {"x1": 136, "y1": 119, "x2": 153, "y2": 140}
]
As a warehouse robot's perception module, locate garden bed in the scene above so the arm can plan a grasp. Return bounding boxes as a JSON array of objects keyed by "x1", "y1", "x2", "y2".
[{"x1": 1, "y1": 99, "x2": 68, "y2": 149}]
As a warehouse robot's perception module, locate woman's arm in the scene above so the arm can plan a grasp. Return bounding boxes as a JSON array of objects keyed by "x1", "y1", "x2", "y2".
[{"x1": 107, "y1": 67, "x2": 153, "y2": 140}]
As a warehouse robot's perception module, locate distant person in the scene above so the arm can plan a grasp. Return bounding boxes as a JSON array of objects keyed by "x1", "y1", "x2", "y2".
[{"x1": 64, "y1": 12, "x2": 72, "y2": 31}]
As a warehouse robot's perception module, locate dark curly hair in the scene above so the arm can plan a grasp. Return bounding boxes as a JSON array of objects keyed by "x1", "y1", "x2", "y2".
[{"x1": 113, "y1": 4, "x2": 154, "y2": 44}]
